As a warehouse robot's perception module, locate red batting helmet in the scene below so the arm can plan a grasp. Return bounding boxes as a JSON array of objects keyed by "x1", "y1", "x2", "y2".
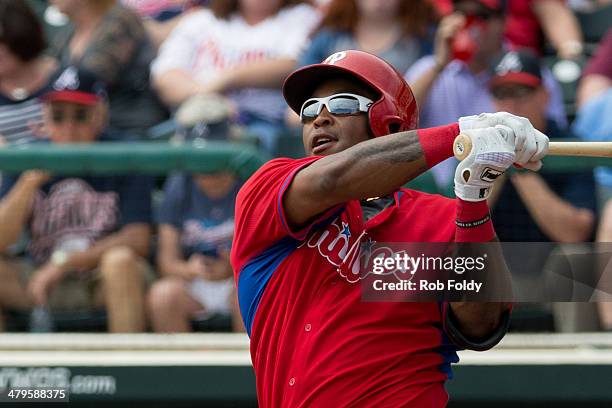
[{"x1": 283, "y1": 50, "x2": 418, "y2": 137}]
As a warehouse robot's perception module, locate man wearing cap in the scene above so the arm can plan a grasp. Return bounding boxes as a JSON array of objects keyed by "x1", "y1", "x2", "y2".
[
  {"x1": 0, "y1": 66, "x2": 154, "y2": 333},
  {"x1": 488, "y1": 50, "x2": 596, "y2": 331},
  {"x1": 406, "y1": 0, "x2": 566, "y2": 189},
  {"x1": 490, "y1": 50, "x2": 595, "y2": 244}
]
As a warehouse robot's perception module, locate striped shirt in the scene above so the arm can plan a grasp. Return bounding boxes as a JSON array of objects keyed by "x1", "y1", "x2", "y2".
[{"x1": 0, "y1": 86, "x2": 50, "y2": 145}]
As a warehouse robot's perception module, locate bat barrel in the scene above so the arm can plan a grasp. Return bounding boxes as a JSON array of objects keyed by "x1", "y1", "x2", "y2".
[{"x1": 548, "y1": 142, "x2": 612, "y2": 158}]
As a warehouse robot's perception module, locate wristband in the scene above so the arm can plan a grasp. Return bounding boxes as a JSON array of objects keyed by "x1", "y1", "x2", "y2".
[
  {"x1": 455, "y1": 199, "x2": 496, "y2": 242},
  {"x1": 456, "y1": 214, "x2": 491, "y2": 228},
  {"x1": 417, "y1": 123, "x2": 460, "y2": 168}
]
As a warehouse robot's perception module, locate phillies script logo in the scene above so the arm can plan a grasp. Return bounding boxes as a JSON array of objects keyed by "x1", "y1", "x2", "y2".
[{"x1": 298, "y1": 217, "x2": 414, "y2": 283}]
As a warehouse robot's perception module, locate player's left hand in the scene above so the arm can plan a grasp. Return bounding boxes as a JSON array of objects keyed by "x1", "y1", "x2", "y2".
[
  {"x1": 459, "y1": 112, "x2": 549, "y2": 171},
  {"x1": 454, "y1": 126, "x2": 516, "y2": 201}
]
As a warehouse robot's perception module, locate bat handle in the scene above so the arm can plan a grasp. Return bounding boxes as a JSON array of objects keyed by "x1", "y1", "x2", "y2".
[{"x1": 453, "y1": 133, "x2": 473, "y2": 161}]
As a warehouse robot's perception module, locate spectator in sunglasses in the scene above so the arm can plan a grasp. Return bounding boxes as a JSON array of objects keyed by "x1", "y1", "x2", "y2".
[
  {"x1": 40, "y1": 67, "x2": 109, "y2": 144},
  {"x1": 0, "y1": 66, "x2": 155, "y2": 333},
  {"x1": 487, "y1": 50, "x2": 596, "y2": 331},
  {"x1": 405, "y1": 0, "x2": 566, "y2": 190}
]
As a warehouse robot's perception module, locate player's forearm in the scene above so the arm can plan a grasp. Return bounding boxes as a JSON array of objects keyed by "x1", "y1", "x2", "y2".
[
  {"x1": 285, "y1": 124, "x2": 458, "y2": 229},
  {"x1": 449, "y1": 301, "x2": 508, "y2": 339},
  {"x1": 511, "y1": 173, "x2": 594, "y2": 242},
  {"x1": 452, "y1": 200, "x2": 512, "y2": 340},
  {"x1": 311, "y1": 124, "x2": 458, "y2": 204},
  {"x1": 0, "y1": 179, "x2": 38, "y2": 251},
  {"x1": 315, "y1": 131, "x2": 427, "y2": 201},
  {"x1": 65, "y1": 224, "x2": 151, "y2": 272},
  {"x1": 153, "y1": 69, "x2": 203, "y2": 107}
]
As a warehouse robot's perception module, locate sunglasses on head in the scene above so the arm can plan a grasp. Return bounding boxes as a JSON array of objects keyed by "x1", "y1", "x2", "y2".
[
  {"x1": 51, "y1": 106, "x2": 92, "y2": 124},
  {"x1": 300, "y1": 93, "x2": 374, "y2": 123}
]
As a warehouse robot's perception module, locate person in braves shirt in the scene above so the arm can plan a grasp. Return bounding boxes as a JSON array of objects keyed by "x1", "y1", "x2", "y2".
[
  {"x1": 0, "y1": 66, "x2": 154, "y2": 333},
  {"x1": 231, "y1": 50, "x2": 548, "y2": 407}
]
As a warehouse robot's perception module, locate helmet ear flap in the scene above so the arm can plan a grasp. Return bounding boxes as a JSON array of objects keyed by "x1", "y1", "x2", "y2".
[
  {"x1": 368, "y1": 98, "x2": 404, "y2": 137},
  {"x1": 387, "y1": 121, "x2": 402, "y2": 134},
  {"x1": 367, "y1": 99, "x2": 387, "y2": 137}
]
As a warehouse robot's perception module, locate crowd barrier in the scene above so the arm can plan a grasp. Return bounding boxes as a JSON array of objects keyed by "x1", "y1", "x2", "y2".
[{"x1": 0, "y1": 333, "x2": 611, "y2": 406}]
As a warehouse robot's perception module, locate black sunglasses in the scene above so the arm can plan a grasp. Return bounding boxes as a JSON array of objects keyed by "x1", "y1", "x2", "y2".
[{"x1": 51, "y1": 107, "x2": 92, "y2": 124}]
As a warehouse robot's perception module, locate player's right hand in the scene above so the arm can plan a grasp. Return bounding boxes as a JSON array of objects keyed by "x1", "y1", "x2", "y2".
[
  {"x1": 459, "y1": 112, "x2": 549, "y2": 171},
  {"x1": 454, "y1": 126, "x2": 516, "y2": 202}
]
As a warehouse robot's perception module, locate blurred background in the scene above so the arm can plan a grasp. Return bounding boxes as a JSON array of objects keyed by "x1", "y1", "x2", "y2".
[{"x1": 0, "y1": 0, "x2": 610, "y2": 406}]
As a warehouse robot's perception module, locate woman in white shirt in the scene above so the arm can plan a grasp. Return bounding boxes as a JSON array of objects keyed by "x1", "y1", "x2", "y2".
[{"x1": 151, "y1": 0, "x2": 320, "y2": 153}]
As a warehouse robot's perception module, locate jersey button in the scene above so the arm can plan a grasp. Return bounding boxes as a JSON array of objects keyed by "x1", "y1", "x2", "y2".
[
  {"x1": 289, "y1": 377, "x2": 296, "y2": 386},
  {"x1": 304, "y1": 323, "x2": 312, "y2": 332}
]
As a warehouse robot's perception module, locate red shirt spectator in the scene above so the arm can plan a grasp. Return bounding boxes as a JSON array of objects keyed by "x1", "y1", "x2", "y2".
[
  {"x1": 583, "y1": 28, "x2": 612, "y2": 79},
  {"x1": 505, "y1": 0, "x2": 546, "y2": 52},
  {"x1": 431, "y1": 0, "x2": 583, "y2": 57}
]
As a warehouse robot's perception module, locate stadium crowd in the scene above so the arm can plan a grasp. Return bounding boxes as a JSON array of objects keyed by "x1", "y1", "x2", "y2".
[{"x1": 0, "y1": 0, "x2": 610, "y2": 333}]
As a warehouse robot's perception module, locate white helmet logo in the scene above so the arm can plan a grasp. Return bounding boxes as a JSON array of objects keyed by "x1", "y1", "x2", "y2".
[
  {"x1": 324, "y1": 51, "x2": 347, "y2": 65},
  {"x1": 54, "y1": 66, "x2": 79, "y2": 91}
]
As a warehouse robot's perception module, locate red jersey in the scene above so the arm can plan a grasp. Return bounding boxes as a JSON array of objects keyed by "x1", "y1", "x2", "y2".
[{"x1": 231, "y1": 157, "x2": 504, "y2": 407}]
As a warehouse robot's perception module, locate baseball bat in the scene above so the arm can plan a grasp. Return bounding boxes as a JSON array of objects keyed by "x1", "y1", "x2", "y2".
[{"x1": 453, "y1": 134, "x2": 612, "y2": 161}]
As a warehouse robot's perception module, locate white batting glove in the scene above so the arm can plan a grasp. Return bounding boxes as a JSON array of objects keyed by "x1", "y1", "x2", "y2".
[
  {"x1": 454, "y1": 126, "x2": 516, "y2": 201},
  {"x1": 459, "y1": 112, "x2": 549, "y2": 171}
]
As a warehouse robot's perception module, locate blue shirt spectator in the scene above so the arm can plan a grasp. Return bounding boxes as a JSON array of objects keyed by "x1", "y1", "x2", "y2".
[
  {"x1": 157, "y1": 173, "x2": 239, "y2": 259},
  {"x1": 148, "y1": 171, "x2": 244, "y2": 333}
]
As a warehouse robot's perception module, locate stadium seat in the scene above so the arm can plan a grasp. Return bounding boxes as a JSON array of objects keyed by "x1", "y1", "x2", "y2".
[
  {"x1": 4, "y1": 309, "x2": 108, "y2": 332},
  {"x1": 191, "y1": 313, "x2": 233, "y2": 332}
]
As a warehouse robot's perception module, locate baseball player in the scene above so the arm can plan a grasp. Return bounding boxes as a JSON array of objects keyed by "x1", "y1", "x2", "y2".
[{"x1": 231, "y1": 50, "x2": 548, "y2": 407}]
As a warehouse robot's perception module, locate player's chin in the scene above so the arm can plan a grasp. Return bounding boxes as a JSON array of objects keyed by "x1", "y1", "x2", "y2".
[{"x1": 310, "y1": 140, "x2": 341, "y2": 156}]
